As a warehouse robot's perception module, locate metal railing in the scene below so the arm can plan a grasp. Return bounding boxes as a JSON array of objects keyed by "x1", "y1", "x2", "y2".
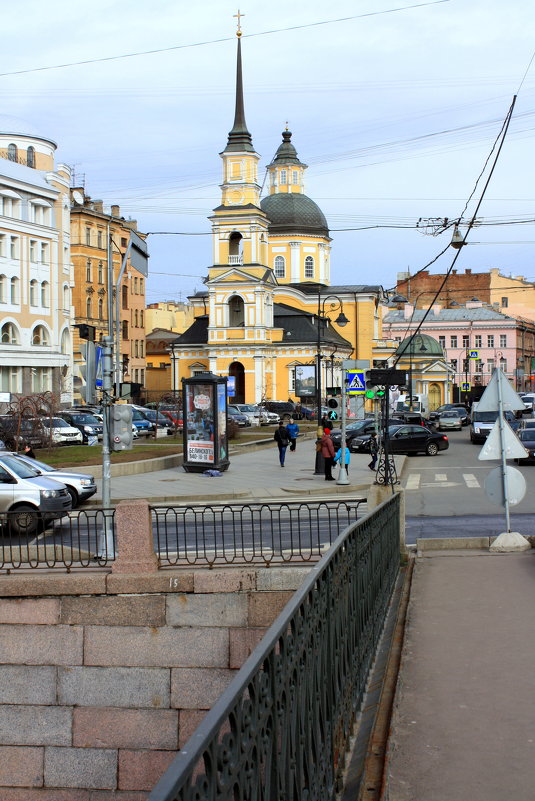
[
  {"x1": 149, "y1": 493, "x2": 401, "y2": 801},
  {"x1": 0, "y1": 508, "x2": 116, "y2": 570},
  {"x1": 151, "y1": 499, "x2": 366, "y2": 566}
]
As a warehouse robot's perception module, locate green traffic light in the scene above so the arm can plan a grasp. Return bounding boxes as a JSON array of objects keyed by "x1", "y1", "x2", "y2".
[{"x1": 365, "y1": 389, "x2": 376, "y2": 399}]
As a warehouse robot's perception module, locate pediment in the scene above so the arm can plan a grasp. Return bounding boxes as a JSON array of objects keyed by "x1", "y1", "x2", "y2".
[
  {"x1": 421, "y1": 359, "x2": 453, "y2": 374},
  {"x1": 206, "y1": 267, "x2": 277, "y2": 286}
]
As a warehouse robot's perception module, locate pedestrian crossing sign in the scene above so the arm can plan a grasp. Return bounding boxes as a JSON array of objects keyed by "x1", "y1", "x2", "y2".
[
  {"x1": 346, "y1": 371, "x2": 366, "y2": 394},
  {"x1": 461, "y1": 381, "x2": 471, "y2": 391}
]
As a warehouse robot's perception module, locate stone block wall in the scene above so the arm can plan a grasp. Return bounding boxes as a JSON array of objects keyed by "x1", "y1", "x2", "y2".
[{"x1": 0, "y1": 565, "x2": 312, "y2": 798}]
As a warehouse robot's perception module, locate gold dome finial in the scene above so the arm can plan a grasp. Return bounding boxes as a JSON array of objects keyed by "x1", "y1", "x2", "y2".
[{"x1": 234, "y1": 9, "x2": 244, "y2": 37}]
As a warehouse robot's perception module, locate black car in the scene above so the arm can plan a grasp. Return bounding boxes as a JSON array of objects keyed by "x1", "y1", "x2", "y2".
[
  {"x1": 351, "y1": 424, "x2": 449, "y2": 456},
  {"x1": 331, "y1": 418, "x2": 406, "y2": 450},
  {"x1": 514, "y1": 429, "x2": 535, "y2": 464},
  {"x1": 428, "y1": 404, "x2": 470, "y2": 426},
  {"x1": 59, "y1": 410, "x2": 104, "y2": 444}
]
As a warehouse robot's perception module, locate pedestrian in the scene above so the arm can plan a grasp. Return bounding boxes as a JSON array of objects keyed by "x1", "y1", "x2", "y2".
[
  {"x1": 286, "y1": 418, "x2": 299, "y2": 452},
  {"x1": 334, "y1": 444, "x2": 350, "y2": 476},
  {"x1": 24, "y1": 444, "x2": 36, "y2": 459},
  {"x1": 274, "y1": 421, "x2": 290, "y2": 467},
  {"x1": 320, "y1": 414, "x2": 329, "y2": 431},
  {"x1": 321, "y1": 427, "x2": 336, "y2": 481},
  {"x1": 368, "y1": 431, "x2": 379, "y2": 471}
]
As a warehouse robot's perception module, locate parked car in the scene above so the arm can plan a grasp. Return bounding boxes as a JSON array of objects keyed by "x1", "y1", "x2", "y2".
[
  {"x1": 227, "y1": 408, "x2": 250, "y2": 427},
  {"x1": 133, "y1": 407, "x2": 174, "y2": 435},
  {"x1": 259, "y1": 408, "x2": 280, "y2": 424},
  {"x1": 331, "y1": 418, "x2": 406, "y2": 450},
  {"x1": 228, "y1": 404, "x2": 262, "y2": 426},
  {"x1": 437, "y1": 410, "x2": 463, "y2": 431},
  {"x1": 59, "y1": 410, "x2": 103, "y2": 443},
  {"x1": 38, "y1": 417, "x2": 83, "y2": 446},
  {"x1": 0, "y1": 452, "x2": 72, "y2": 535},
  {"x1": 351, "y1": 425, "x2": 449, "y2": 456},
  {"x1": 0, "y1": 415, "x2": 47, "y2": 450},
  {"x1": 514, "y1": 429, "x2": 535, "y2": 464},
  {"x1": 131, "y1": 408, "x2": 153, "y2": 437},
  {"x1": 519, "y1": 394, "x2": 535, "y2": 413},
  {"x1": 263, "y1": 401, "x2": 295, "y2": 420},
  {"x1": 428, "y1": 404, "x2": 470, "y2": 426},
  {"x1": 6, "y1": 452, "x2": 97, "y2": 508}
]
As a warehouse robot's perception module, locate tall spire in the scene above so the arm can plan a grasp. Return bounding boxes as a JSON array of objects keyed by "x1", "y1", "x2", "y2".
[{"x1": 224, "y1": 22, "x2": 254, "y2": 153}]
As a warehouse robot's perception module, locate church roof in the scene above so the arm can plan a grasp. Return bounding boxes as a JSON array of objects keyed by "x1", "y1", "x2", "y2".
[
  {"x1": 260, "y1": 192, "x2": 329, "y2": 237},
  {"x1": 222, "y1": 37, "x2": 254, "y2": 153},
  {"x1": 271, "y1": 130, "x2": 307, "y2": 167},
  {"x1": 396, "y1": 334, "x2": 444, "y2": 358}
]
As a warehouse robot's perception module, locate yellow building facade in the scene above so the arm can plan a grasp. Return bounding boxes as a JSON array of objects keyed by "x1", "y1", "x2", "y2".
[{"x1": 170, "y1": 35, "x2": 385, "y2": 404}]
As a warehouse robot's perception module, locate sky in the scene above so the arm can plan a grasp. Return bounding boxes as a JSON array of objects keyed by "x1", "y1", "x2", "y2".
[{"x1": 1, "y1": 0, "x2": 534, "y2": 305}]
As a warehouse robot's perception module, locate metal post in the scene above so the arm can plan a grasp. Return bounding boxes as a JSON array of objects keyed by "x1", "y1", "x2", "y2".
[
  {"x1": 114, "y1": 240, "x2": 133, "y2": 394},
  {"x1": 408, "y1": 336, "x2": 413, "y2": 411},
  {"x1": 496, "y1": 369, "x2": 511, "y2": 532},
  {"x1": 98, "y1": 335, "x2": 115, "y2": 557},
  {"x1": 336, "y1": 370, "x2": 349, "y2": 485}
]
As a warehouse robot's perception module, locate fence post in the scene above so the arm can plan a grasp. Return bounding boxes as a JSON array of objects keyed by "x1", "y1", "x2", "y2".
[{"x1": 112, "y1": 500, "x2": 158, "y2": 574}]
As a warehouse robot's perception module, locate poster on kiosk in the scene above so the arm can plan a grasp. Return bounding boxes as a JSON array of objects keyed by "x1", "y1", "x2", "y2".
[{"x1": 182, "y1": 373, "x2": 230, "y2": 473}]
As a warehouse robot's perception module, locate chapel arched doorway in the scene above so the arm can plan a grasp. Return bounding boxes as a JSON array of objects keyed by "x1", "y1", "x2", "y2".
[{"x1": 229, "y1": 361, "x2": 245, "y2": 403}]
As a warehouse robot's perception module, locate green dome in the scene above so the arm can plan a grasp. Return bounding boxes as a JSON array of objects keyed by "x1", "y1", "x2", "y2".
[
  {"x1": 260, "y1": 193, "x2": 329, "y2": 237},
  {"x1": 396, "y1": 334, "x2": 444, "y2": 358}
]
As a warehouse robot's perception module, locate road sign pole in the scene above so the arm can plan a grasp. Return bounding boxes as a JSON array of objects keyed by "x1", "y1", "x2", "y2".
[{"x1": 336, "y1": 372, "x2": 349, "y2": 485}]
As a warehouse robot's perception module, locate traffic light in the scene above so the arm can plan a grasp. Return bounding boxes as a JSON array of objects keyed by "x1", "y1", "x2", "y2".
[
  {"x1": 365, "y1": 370, "x2": 377, "y2": 399},
  {"x1": 77, "y1": 324, "x2": 96, "y2": 341},
  {"x1": 326, "y1": 397, "x2": 339, "y2": 422},
  {"x1": 110, "y1": 404, "x2": 133, "y2": 451}
]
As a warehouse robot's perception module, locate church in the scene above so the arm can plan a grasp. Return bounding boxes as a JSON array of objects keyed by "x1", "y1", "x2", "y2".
[{"x1": 169, "y1": 28, "x2": 386, "y2": 405}]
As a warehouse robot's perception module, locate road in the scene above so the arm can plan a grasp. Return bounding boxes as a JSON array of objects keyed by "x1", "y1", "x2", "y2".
[{"x1": 401, "y1": 425, "x2": 535, "y2": 543}]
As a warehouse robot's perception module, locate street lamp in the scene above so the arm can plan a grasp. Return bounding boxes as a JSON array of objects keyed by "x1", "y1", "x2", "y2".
[{"x1": 315, "y1": 291, "x2": 349, "y2": 423}]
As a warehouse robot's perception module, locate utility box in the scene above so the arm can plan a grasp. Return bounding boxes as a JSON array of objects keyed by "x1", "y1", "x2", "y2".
[{"x1": 182, "y1": 373, "x2": 230, "y2": 473}]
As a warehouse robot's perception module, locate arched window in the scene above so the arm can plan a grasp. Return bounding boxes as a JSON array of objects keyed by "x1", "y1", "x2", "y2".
[
  {"x1": 280, "y1": 169, "x2": 287, "y2": 184},
  {"x1": 27, "y1": 146, "x2": 35, "y2": 168},
  {"x1": 228, "y1": 232, "x2": 243, "y2": 264},
  {"x1": 86, "y1": 259, "x2": 91, "y2": 282},
  {"x1": 40, "y1": 280, "x2": 50, "y2": 307},
  {"x1": 7, "y1": 143, "x2": 17, "y2": 162},
  {"x1": 63, "y1": 284, "x2": 70, "y2": 310},
  {"x1": 228, "y1": 295, "x2": 245, "y2": 327},
  {"x1": 98, "y1": 298, "x2": 103, "y2": 320},
  {"x1": 10, "y1": 276, "x2": 19, "y2": 304},
  {"x1": 86, "y1": 296, "x2": 92, "y2": 318},
  {"x1": 1, "y1": 322, "x2": 19, "y2": 344},
  {"x1": 32, "y1": 325, "x2": 49, "y2": 346},
  {"x1": 30, "y1": 279, "x2": 38, "y2": 306},
  {"x1": 304, "y1": 256, "x2": 314, "y2": 279},
  {"x1": 60, "y1": 329, "x2": 70, "y2": 355},
  {"x1": 274, "y1": 255, "x2": 286, "y2": 278}
]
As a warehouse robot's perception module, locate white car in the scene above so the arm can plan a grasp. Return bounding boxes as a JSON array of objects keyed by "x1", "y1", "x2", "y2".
[
  {"x1": 228, "y1": 404, "x2": 262, "y2": 426},
  {"x1": 39, "y1": 417, "x2": 83, "y2": 445}
]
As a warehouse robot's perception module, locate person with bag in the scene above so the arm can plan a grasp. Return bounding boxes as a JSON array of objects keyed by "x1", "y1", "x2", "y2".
[
  {"x1": 286, "y1": 418, "x2": 299, "y2": 452},
  {"x1": 321, "y1": 427, "x2": 336, "y2": 481},
  {"x1": 274, "y1": 421, "x2": 290, "y2": 467},
  {"x1": 334, "y1": 444, "x2": 350, "y2": 476}
]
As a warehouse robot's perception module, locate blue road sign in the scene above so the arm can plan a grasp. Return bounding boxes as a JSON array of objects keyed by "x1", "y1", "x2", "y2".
[
  {"x1": 346, "y1": 371, "x2": 366, "y2": 394},
  {"x1": 461, "y1": 381, "x2": 471, "y2": 392}
]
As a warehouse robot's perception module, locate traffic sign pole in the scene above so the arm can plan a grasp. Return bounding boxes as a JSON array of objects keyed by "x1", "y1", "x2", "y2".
[{"x1": 336, "y1": 372, "x2": 349, "y2": 485}]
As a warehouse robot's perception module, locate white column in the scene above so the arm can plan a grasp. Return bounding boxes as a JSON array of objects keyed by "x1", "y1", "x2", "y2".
[
  {"x1": 290, "y1": 242, "x2": 301, "y2": 282},
  {"x1": 254, "y1": 355, "x2": 264, "y2": 402}
]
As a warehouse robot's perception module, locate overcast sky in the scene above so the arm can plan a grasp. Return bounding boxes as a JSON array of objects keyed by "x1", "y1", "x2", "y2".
[{"x1": 2, "y1": 0, "x2": 534, "y2": 305}]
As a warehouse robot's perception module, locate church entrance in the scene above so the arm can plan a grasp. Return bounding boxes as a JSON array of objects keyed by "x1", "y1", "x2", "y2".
[
  {"x1": 229, "y1": 362, "x2": 245, "y2": 403},
  {"x1": 429, "y1": 382, "x2": 441, "y2": 410}
]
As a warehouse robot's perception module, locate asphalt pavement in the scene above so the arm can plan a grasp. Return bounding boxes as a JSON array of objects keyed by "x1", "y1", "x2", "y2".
[{"x1": 91, "y1": 435, "x2": 395, "y2": 504}]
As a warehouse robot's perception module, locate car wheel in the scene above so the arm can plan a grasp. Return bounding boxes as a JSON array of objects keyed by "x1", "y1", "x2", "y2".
[
  {"x1": 426, "y1": 442, "x2": 439, "y2": 456},
  {"x1": 9, "y1": 504, "x2": 39, "y2": 537},
  {"x1": 66, "y1": 486, "x2": 79, "y2": 509}
]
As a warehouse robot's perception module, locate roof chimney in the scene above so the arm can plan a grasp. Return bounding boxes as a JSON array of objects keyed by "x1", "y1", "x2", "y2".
[
  {"x1": 403, "y1": 303, "x2": 414, "y2": 320},
  {"x1": 111, "y1": 205, "x2": 120, "y2": 217}
]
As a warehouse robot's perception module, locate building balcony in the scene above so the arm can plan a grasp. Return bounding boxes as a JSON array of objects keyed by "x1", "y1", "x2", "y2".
[{"x1": 228, "y1": 255, "x2": 243, "y2": 265}]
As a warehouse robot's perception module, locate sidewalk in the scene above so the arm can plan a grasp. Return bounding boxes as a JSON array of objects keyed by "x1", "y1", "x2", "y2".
[
  {"x1": 91, "y1": 436, "x2": 401, "y2": 503},
  {"x1": 387, "y1": 548, "x2": 535, "y2": 800}
]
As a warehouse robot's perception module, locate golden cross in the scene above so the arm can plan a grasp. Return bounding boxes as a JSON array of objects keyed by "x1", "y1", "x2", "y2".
[{"x1": 234, "y1": 9, "x2": 245, "y2": 36}]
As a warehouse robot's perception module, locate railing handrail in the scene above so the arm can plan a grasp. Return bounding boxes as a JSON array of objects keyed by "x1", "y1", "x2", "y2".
[{"x1": 149, "y1": 492, "x2": 401, "y2": 800}]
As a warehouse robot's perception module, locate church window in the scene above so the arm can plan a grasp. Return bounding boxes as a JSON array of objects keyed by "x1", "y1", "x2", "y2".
[
  {"x1": 305, "y1": 256, "x2": 314, "y2": 278},
  {"x1": 7, "y1": 144, "x2": 17, "y2": 162},
  {"x1": 274, "y1": 256, "x2": 285, "y2": 278},
  {"x1": 292, "y1": 170, "x2": 298, "y2": 184},
  {"x1": 27, "y1": 146, "x2": 35, "y2": 168},
  {"x1": 280, "y1": 169, "x2": 287, "y2": 184},
  {"x1": 229, "y1": 295, "x2": 245, "y2": 327},
  {"x1": 228, "y1": 232, "x2": 243, "y2": 264}
]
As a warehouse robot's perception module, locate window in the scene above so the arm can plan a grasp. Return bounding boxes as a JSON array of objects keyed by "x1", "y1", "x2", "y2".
[
  {"x1": 29, "y1": 240, "x2": 37, "y2": 262},
  {"x1": 40, "y1": 281, "x2": 49, "y2": 307},
  {"x1": 122, "y1": 284, "x2": 128, "y2": 309},
  {"x1": 140, "y1": 309, "x2": 144, "y2": 327},
  {"x1": 121, "y1": 238, "x2": 127, "y2": 248},
  {"x1": 280, "y1": 169, "x2": 287, "y2": 184},
  {"x1": 98, "y1": 298, "x2": 103, "y2": 320},
  {"x1": 40, "y1": 243, "x2": 49, "y2": 264},
  {"x1": 500, "y1": 358, "x2": 507, "y2": 372},
  {"x1": 140, "y1": 369, "x2": 145, "y2": 385},
  {"x1": 228, "y1": 295, "x2": 245, "y2": 327},
  {"x1": 10, "y1": 277, "x2": 19, "y2": 304},
  {"x1": 10, "y1": 237, "x2": 18, "y2": 259},
  {"x1": 501, "y1": 297, "x2": 508, "y2": 308},
  {"x1": 86, "y1": 260, "x2": 91, "y2": 282},
  {"x1": 7, "y1": 143, "x2": 17, "y2": 162},
  {"x1": 32, "y1": 325, "x2": 49, "y2": 346},
  {"x1": 140, "y1": 341, "x2": 144, "y2": 357},
  {"x1": 97, "y1": 230, "x2": 103, "y2": 248},
  {"x1": 27, "y1": 146, "x2": 35, "y2": 168},
  {"x1": 85, "y1": 227, "x2": 91, "y2": 246},
  {"x1": 134, "y1": 340, "x2": 139, "y2": 358},
  {"x1": 292, "y1": 170, "x2": 298, "y2": 185},
  {"x1": 31, "y1": 367, "x2": 51, "y2": 392},
  {"x1": 0, "y1": 234, "x2": 4, "y2": 257},
  {"x1": 500, "y1": 334, "x2": 507, "y2": 347},
  {"x1": 487, "y1": 335, "x2": 494, "y2": 348},
  {"x1": 86, "y1": 297, "x2": 92, "y2": 318},
  {"x1": 30, "y1": 279, "x2": 38, "y2": 306},
  {"x1": 274, "y1": 255, "x2": 285, "y2": 278},
  {"x1": 450, "y1": 335, "x2": 457, "y2": 348},
  {"x1": 139, "y1": 278, "x2": 144, "y2": 294},
  {"x1": 487, "y1": 358, "x2": 495, "y2": 372},
  {"x1": 0, "y1": 274, "x2": 6, "y2": 303},
  {"x1": 438, "y1": 336, "x2": 445, "y2": 347},
  {"x1": 122, "y1": 320, "x2": 128, "y2": 339},
  {"x1": 0, "y1": 366, "x2": 21, "y2": 392},
  {"x1": 98, "y1": 261, "x2": 103, "y2": 283},
  {"x1": 61, "y1": 329, "x2": 70, "y2": 354},
  {"x1": 1, "y1": 322, "x2": 19, "y2": 344},
  {"x1": 462, "y1": 335, "x2": 469, "y2": 348},
  {"x1": 63, "y1": 285, "x2": 70, "y2": 310},
  {"x1": 0, "y1": 192, "x2": 21, "y2": 219},
  {"x1": 475, "y1": 335, "x2": 482, "y2": 348},
  {"x1": 134, "y1": 277, "x2": 138, "y2": 294},
  {"x1": 475, "y1": 359, "x2": 483, "y2": 372},
  {"x1": 134, "y1": 309, "x2": 138, "y2": 327},
  {"x1": 304, "y1": 256, "x2": 314, "y2": 279}
]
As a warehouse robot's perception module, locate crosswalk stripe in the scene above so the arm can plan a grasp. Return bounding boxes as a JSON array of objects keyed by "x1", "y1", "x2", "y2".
[
  {"x1": 463, "y1": 473, "x2": 480, "y2": 488},
  {"x1": 405, "y1": 472, "x2": 481, "y2": 489},
  {"x1": 435, "y1": 474, "x2": 447, "y2": 482},
  {"x1": 405, "y1": 474, "x2": 420, "y2": 490}
]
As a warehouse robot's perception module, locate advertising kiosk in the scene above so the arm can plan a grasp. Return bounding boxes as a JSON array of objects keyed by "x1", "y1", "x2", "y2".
[{"x1": 182, "y1": 373, "x2": 230, "y2": 473}]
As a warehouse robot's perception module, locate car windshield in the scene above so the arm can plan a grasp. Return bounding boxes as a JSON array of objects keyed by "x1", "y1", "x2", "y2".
[
  {"x1": 16, "y1": 454, "x2": 54, "y2": 473},
  {"x1": 441, "y1": 411, "x2": 460, "y2": 418},
  {"x1": 70, "y1": 413, "x2": 100, "y2": 424},
  {"x1": 519, "y1": 430, "x2": 535, "y2": 441},
  {"x1": 42, "y1": 418, "x2": 71, "y2": 428},
  {"x1": 0, "y1": 455, "x2": 40, "y2": 479},
  {"x1": 132, "y1": 410, "x2": 146, "y2": 421}
]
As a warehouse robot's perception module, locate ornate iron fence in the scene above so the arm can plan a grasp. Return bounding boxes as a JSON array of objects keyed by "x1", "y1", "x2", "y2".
[
  {"x1": 149, "y1": 492, "x2": 401, "y2": 801},
  {"x1": 0, "y1": 508, "x2": 116, "y2": 570},
  {"x1": 151, "y1": 499, "x2": 366, "y2": 566}
]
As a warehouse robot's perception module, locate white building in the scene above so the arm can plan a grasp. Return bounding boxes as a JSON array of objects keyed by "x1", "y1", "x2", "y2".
[{"x1": 0, "y1": 120, "x2": 74, "y2": 409}]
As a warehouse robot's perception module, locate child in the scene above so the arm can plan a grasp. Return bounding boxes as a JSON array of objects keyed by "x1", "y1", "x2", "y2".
[{"x1": 334, "y1": 445, "x2": 350, "y2": 475}]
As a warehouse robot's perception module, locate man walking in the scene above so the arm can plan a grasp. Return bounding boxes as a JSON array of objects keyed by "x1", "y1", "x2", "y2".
[
  {"x1": 274, "y1": 421, "x2": 290, "y2": 467},
  {"x1": 321, "y1": 427, "x2": 336, "y2": 481},
  {"x1": 368, "y1": 431, "x2": 379, "y2": 471},
  {"x1": 286, "y1": 418, "x2": 299, "y2": 452}
]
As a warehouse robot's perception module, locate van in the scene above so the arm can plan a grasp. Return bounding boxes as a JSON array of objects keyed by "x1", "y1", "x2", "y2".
[
  {"x1": 0, "y1": 452, "x2": 72, "y2": 535},
  {"x1": 469, "y1": 405, "x2": 517, "y2": 443},
  {"x1": 395, "y1": 394, "x2": 429, "y2": 418}
]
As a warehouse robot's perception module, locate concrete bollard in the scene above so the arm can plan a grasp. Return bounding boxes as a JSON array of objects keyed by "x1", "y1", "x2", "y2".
[{"x1": 112, "y1": 499, "x2": 159, "y2": 574}]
